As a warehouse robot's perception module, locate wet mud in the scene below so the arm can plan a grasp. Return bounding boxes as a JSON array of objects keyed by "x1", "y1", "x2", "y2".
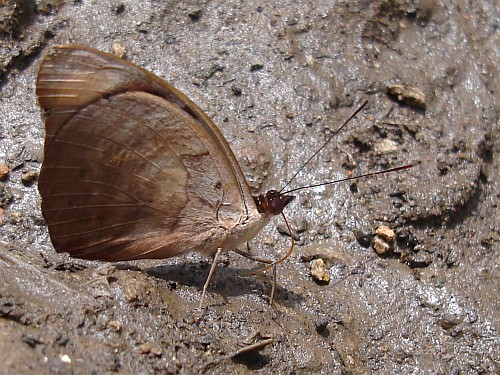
[{"x1": 1, "y1": 1, "x2": 498, "y2": 374}]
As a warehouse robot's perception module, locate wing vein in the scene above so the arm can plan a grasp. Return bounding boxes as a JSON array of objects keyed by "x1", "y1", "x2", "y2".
[
  {"x1": 51, "y1": 219, "x2": 148, "y2": 238},
  {"x1": 67, "y1": 114, "x2": 173, "y2": 178},
  {"x1": 41, "y1": 177, "x2": 171, "y2": 216}
]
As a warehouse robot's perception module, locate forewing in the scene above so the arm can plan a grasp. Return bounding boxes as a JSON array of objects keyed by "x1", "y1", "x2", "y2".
[
  {"x1": 36, "y1": 46, "x2": 253, "y2": 208},
  {"x1": 36, "y1": 46, "x2": 259, "y2": 261},
  {"x1": 37, "y1": 45, "x2": 197, "y2": 147}
]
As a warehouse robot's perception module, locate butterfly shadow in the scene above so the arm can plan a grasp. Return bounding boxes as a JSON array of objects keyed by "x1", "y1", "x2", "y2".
[{"x1": 141, "y1": 255, "x2": 303, "y2": 307}]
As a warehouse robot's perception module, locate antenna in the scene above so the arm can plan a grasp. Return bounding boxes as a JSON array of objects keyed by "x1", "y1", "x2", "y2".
[
  {"x1": 253, "y1": 101, "x2": 413, "y2": 275},
  {"x1": 279, "y1": 100, "x2": 368, "y2": 193},
  {"x1": 283, "y1": 164, "x2": 413, "y2": 195}
]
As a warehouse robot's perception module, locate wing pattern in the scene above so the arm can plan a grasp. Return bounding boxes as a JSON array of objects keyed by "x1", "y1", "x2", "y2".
[{"x1": 36, "y1": 46, "x2": 262, "y2": 261}]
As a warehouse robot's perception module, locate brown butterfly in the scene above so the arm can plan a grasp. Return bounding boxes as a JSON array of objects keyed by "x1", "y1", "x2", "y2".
[
  {"x1": 36, "y1": 45, "x2": 295, "y2": 306},
  {"x1": 36, "y1": 45, "x2": 411, "y2": 307}
]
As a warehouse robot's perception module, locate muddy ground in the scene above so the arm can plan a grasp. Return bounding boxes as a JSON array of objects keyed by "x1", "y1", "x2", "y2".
[{"x1": 0, "y1": 0, "x2": 498, "y2": 374}]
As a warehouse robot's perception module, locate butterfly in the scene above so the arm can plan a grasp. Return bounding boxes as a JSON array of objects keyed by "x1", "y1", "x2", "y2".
[
  {"x1": 36, "y1": 45, "x2": 295, "y2": 307},
  {"x1": 36, "y1": 45, "x2": 412, "y2": 308}
]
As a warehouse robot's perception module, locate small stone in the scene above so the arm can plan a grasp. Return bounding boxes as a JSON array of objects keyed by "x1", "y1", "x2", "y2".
[
  {"x1": 0, "y1": 164, "x2": 9, "y2": 180},
  {"x1": 97, "y1": 264, "x2": 114, "y2": 276},
  {"x1": 135, "y1": 19, "x2": 151, "y2": 33},
  {"x1": 11, "y1": 211, "x2": 21, "y2": 223},
  {"x1": 59, "y1": 353, "x2": 71, "y2": 364},
  {"x1": 342, "y1": 152, "x2": 357, "y2": 170},
  {"x1": 263, "y1": 236, "x2": 274, "y2": 246},
  {"x1": 250, "y1": 60, "x2": 264, "y2": 71},
  {"x1": 387, "y1": 84, "x2": 426, "y2": 109},
  {"x1": 301, "y1": 245, "x2": 348, "y2": 265},
  {"x1": 375, "y1": 225, "x2": 395, "y2": 242},
  {"x1": 124, "y1": 285, "x2": 139, "y2": 302},
  {"x1": 310, "y1": 258, "x2": 330, "y2": 284},
  {"x1": 372, "y1": 235, "x2": 391, "y2": 255},
  {"x1": 188, "y1": 8, "x2": 202, "y2": 20},
  {"x1": 354, "y1": 229, "x2": 372, "y2": 248},
  {"x1": 21, "y1": 170, "x2": 37, "y2": 185},
  {"x1": 199, "y1": 333, "x2": 214, "y2": 346},
  {"x1": 374, "y1": 139, "x2": 399, "y2": 154},
  {"x1": 295, "y1": 219, "x2": 309, "y2": 233},
  {"x1": 138, "y1": 342, "x2": 153, "y2": 354},
  {"x1": 111, "y1": 2, "x2": 125, "y2": 14},
  {"x1": 440, "y1": 313, "x2": 462, "y2": 330},
  {"x1": 35, "y1": 0, "x2": 63, "y2": 15},
  {"x1": 315, "y1": 319, "x2": 329, "y2": 334},
  {"x1": 150, "y1": 345, "x2": 162, "y2": 357},
  {"x1": 111, "y1": 43, "x2": 127, "y2": 58},
  {"x1": 231, "y1": 85, "x2": 242, "y2": 96},
  {"x1": 108, "y1": 320, "x2": 122, "y2": 332},
  {"x1": 406, "y1": 251, "x2": 432, "y2": 268},
  {"x1": 372, "y1": 225, "x2": 397, "y2": 255},
  {"x1": 138, "y1": 342, "x2": 162, "y2": 356}
]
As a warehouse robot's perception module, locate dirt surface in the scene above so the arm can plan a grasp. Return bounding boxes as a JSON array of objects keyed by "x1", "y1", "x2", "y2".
[{"x1": 1, "y1": 0, "x2": 498, "y2": 374}]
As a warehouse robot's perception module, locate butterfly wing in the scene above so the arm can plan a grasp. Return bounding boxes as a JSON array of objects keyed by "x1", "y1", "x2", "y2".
[{"x1": 36, "y1": 45, "x2": 264, "y2": 261}]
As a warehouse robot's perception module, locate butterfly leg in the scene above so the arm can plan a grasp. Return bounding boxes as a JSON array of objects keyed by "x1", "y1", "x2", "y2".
[
  {"x1": 233, "y1": 248, "x2": 273, "y2": 264},
  {"x1": 233, "y1": 245, "x2": 278, "y2": 304},
  {"x1": 199, "y1": 247, "x2": 222, "y2": 309},
  {"x1": 269, "y1": 263, "x2": 277, "y2": 304}
]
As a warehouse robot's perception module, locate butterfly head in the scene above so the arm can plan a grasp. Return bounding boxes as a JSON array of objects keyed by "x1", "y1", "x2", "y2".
[{"x1": 254, "y1": 190, "x2": 295, "y2": 216}]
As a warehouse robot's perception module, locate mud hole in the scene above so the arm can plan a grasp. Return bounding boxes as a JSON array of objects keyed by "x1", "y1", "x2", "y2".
[{"x1": 1, "y1": 1, "x2": 498, "y2": 374}]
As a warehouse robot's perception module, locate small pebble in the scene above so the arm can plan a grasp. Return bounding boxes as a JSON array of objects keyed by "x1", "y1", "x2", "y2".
[
  {"x1": 108, "y1": 320, "x2": 122, "y2": 332},
  {"x1": 387, "y1": 84, "x2": 426, "y2": 109},
  {"x1": 11, "y1": 211, "x2": 21, "y2": 223},
  {"x1": 138, "y1": 342, "x2": 152, "y2": 354},
  {"x1": 111, "y1": 43, "x2": 127, "y2": 58},
  {"x1": 231, "y1": 85, "x2": 242, "y2": 96},
  {"x1": 373, "y1": 236, "x2": 391, "y2": 255},
  {"x1": 300, "y1": 245, "x2": 347, "y2": 265},
  {"x1": 310, "y1": 258, "x2": 330, "y2": 284},
  {"x1": 374, "y1": 139, "x2": 399, "y2": 154},
  {"x1": 138, "y1": 342, "x2": 162, "y2": 357},
  {"x1": 373, "y1": 225, "x2": 396, "y2": 255},
  {"x1": 440, "y1": 313, "x2": 462, "y2": 330},
  {"x1": 375, "y1": 225, "x2": 395, "y2": 242},
  {"x1": 21, "y1": 170, "x2": 37, "y2": 185},
  {"x1": 59, "y1": 354, "x2": 71, "y2": 364},
  {"x1": 124, "y1": 285, "x2": 139, "y2": 302},
  {"x1": 188, "y1": 8, "x2": 202, "y2": 20},
  {"x1": 250, "y1": 60, "x2": 264, "y2": 71},
  {"x1": 354, "y1": 229, "x2": 372, "y2": 248},
  {"x1": 111, "y1": 2, "x2": 125, "y2": 14},
  {"x1": 0, "y1": 164, "x2": 9, "y2": 180}
]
